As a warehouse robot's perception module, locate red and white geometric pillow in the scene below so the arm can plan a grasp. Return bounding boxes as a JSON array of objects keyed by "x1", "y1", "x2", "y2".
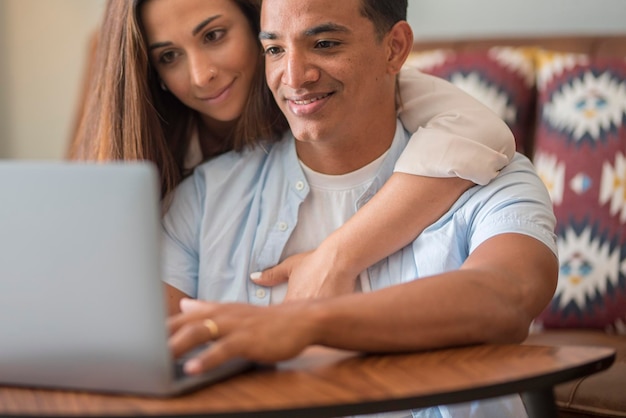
[
  {"x1": 406, "y1": 47, "x2": 536, "y2": 154},
  {"x1": 531, "y1": 49, "x2": 626, "y2": 334}
]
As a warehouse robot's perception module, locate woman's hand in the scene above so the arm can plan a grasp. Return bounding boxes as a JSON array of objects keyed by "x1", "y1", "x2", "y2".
[{"x1": 251, "y1": 249, "x2": 359, "y2": 302}]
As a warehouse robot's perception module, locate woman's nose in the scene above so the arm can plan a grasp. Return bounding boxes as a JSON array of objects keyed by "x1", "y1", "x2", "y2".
[{"x1": 189, "y1": 53, "x2": 217, "y2": 88}]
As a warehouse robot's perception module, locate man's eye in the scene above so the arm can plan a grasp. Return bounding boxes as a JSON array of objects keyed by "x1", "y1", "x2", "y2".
[
  {"x1": 264, "y1": 46, "x2": 283, "y2": 56},
  {"x1": 315, "y1": 40, "x2": 338, "y2": 49},
  {"x1": 205, "y1": 29, "x2": 226, "y2": 43}
]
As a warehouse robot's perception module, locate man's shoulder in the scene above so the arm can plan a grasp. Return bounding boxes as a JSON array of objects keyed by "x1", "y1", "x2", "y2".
[
  {"x1": 194, "y1": 132, "x2": 293, "y2": 174},
  {"x1": 179, "y1": 134, "x2": 296, "y2": 194},
  {"x1": 166, "y1": 133, "x2": 298, "y2": 226},
  {"x1": 196, "y1": 145, "x2": 268, "y2": 172},
  {"x1": 494, "y1": 152, "x2": 544, "y2": 185},
  {"x1": 467, "y1": 152, "x2": 551, "y2": 205}
]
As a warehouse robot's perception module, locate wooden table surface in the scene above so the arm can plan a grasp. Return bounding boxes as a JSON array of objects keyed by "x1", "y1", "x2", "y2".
[{"x1": 0, "y1": 344, "x2": 615, "y2": 418}]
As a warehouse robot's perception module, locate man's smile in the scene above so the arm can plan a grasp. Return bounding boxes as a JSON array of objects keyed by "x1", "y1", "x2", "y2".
[
  {"x1": 291, "y1": 92, "x2": 332, "y2": 105},
  {"x1": 285, "y1": 92, "x2": 334, "y2": 116}
]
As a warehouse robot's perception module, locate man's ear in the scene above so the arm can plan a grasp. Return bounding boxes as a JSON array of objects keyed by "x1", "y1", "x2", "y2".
[{"x1": 385, "y1": 21, "x2": 414, "y2": 75}]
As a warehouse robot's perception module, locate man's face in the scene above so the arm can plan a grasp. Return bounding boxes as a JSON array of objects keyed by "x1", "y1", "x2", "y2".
[{"x1": 260, "y1": 0, "x2": 397, "y2": 153}]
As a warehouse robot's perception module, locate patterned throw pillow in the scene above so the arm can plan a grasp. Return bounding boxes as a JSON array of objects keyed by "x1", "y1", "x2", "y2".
[
  {"x1": 532, "y1": 49, "x2": 626, "y2": 333},
  {"x1": 406, "y1": 47, "x2": 536, "y2": 155}
]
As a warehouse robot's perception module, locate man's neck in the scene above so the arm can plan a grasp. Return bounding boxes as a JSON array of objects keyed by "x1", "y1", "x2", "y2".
[{"x1": 294, "y1": 117, "x2": 398, "y2": 175}]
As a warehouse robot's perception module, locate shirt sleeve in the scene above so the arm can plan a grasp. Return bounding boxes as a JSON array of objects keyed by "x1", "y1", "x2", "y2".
[
  {"x1": 467, "y1": 156, "x2": 558, "y2": 257},
  {"x1": 395, "y1": 67, "x2": 516, "y2": 185},
  {"x1": 160, "y1": 174, "x2": 204, "y2": 298}
]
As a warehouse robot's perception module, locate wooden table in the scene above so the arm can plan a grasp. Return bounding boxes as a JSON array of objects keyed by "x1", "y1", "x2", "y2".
[{"x1": 0, "y1": 344, "x2": 615, "y2": 418}]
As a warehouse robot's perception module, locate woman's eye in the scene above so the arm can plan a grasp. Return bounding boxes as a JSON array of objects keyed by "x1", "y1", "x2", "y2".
[
  {"x1": 159, "y1": 51, "x2": 177, "y2": 64},
  {"x1": 205, "y1": 29, "x2": 226, "y2": 43}
]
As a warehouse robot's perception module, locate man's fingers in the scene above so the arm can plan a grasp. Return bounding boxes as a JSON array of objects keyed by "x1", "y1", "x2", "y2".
[
  {"x1": 183, "y1": 338, "x2": 241, "y2": 375},
  {"x1": 168, "y1": 309, "x2": 206, "y2": 334},
  {"x1": 180, "y1": 297, "x2": 216, "y2": 313},
  {"x1": 169, "y1": 321, "x2": 210, "y2": 355}
]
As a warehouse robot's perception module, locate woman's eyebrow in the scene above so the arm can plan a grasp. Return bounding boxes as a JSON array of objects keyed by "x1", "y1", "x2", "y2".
[
  {"x1": 192, "y1": 15, "x2": 221, "y2": 36},
  {"x1": 149, "y1": 41, "x2": 171, "y2": 52},
  {"x1": 148, "y1": 15, "x2": 222, "y2": 51}
]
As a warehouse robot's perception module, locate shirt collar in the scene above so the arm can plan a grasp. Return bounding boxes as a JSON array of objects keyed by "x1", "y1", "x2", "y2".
[{"x1": 276, "y1": 119, "x2": 409, "y2": 204}]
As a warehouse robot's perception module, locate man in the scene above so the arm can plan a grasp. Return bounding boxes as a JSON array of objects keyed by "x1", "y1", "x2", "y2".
[{"x1": 163, "y1": 0, "x2": 558, "y2": 415}]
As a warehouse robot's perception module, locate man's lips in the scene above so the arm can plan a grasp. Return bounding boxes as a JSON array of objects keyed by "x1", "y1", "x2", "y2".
[
  {"x1": 285, "y1": 92, "x2": 333, "y2": 115},
  {"x1": 289, "y1": 92, "x2": 332, "y2": 105}
]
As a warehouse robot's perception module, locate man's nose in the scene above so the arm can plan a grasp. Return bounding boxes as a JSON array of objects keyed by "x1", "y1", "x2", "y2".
[{"x1": 281, "y1": 49, "x2": 319, "y2": 88}]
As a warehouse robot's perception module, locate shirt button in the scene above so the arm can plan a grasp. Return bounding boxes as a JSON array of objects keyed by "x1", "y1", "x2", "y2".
[
  {"x1": 256, "y1": 288, "x2": 267, "y2": 298},
  {"x1": 295, "y1": 181, "x2": 305, "y2": 191},
  {"x1": 278, "y1": 222, "x2": 288, "y2": 231}
]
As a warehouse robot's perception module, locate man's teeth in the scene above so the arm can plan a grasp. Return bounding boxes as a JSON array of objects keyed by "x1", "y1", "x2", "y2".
[{"x1": 293, "y1": 93, "x2": 330, "y2": 105}]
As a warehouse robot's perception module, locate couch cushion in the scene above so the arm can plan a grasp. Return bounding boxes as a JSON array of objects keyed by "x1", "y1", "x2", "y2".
[
  {"x1": 406, "y1": 47, "x2": 536, "y2": 154},
  {"x1": 531, "y1": 49, "x2": 626, "y2": 334},
  {"x1": 525, "y1": 330, "x2": 626, "y2": 417}
]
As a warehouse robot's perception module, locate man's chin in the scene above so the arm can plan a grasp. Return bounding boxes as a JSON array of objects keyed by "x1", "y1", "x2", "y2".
[{"x1": 289, "y1": 124, "x2": 325, "y2": 144}]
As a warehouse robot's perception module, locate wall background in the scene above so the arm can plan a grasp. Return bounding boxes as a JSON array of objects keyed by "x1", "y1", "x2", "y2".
[
  {"x1": 407, "y1": 0, "x2": 626, "y2": 40},
  {"x1": 0, "y1": 0, "x2": 625, "y2": 160},
  {"x1": 0, "y1": 0, "x2": 105, "y2": 159},
  {"x1": 0, "y1": 0, "x2": 11, "y2": 158}
]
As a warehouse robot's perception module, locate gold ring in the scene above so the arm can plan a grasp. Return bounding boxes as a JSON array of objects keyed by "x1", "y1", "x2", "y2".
[{"x1": 202, "y1": 319, "x2": 219, "y2": 339}]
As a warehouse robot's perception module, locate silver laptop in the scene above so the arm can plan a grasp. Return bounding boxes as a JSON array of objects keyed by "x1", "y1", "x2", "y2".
[{"x1": 0, "y1": 161, "x2": 251, "y2": 396}]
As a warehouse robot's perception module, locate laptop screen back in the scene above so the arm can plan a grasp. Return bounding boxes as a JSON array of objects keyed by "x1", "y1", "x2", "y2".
[{"x1": 0, "y1": 161, "x2": 175, "y2": 394}]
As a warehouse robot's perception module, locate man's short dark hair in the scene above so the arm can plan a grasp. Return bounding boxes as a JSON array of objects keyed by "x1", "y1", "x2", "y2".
[{"x1": 359, "y1": 0, "x2": 408, "y2": 38}]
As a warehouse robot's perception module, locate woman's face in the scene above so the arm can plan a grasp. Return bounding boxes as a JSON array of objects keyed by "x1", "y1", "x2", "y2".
[{"x1": 141, "y1": 0, "x2": 260, "y2": 131}]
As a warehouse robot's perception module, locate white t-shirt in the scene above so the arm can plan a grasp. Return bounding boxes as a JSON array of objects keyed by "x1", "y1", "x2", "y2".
[{"x1": 269, "y1": 150, "x2": 388, "y2": 304}]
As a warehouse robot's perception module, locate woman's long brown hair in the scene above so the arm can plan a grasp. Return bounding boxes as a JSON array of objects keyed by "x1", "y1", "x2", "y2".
[{"x1": 69, "y1": 0, "x2": 287, "y2": 198}]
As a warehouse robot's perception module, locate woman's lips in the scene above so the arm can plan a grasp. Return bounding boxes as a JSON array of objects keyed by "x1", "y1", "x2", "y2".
[{"x1": 200, "y1": 79, "x2": 235, "y2": 104}]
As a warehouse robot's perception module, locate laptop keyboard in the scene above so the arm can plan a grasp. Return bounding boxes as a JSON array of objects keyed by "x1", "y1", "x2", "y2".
[
  {"x1": 172, "y1": 344, "x2": 210, "y2": 380},
  {"x1": 173, "y1": 360, "x2": 187, "y2": 380}
]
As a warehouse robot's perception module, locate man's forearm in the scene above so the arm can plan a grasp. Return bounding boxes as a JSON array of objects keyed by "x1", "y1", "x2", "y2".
[
  {"x1": 306, "y1": 273, "x2": 523, "y2": 352},
  {"x1": 305, "y1": 235, "x2": 557, "y2": 353}
]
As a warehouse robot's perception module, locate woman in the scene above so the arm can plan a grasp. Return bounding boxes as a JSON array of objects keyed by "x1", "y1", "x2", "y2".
[{"x1": 70, "y1": 0, "x2": 515, "y2": 309}]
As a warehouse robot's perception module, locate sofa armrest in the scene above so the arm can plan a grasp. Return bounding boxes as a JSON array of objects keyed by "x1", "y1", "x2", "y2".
[{"x1": 525, "y1": 330, "x2": 626, "y2": 418}]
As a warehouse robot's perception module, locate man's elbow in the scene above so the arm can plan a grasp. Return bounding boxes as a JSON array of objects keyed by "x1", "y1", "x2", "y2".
[{"x1": 503, "y1": 254, "x2": 559, "y2": 343}]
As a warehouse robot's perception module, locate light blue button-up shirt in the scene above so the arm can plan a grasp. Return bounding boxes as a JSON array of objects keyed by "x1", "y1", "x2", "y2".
[
  {"x1": 162, "y1": 121, "x2": 556, "y2": 303},
  {"x1": 162, "y1": 121, "x2": 556, "y2": 417}
]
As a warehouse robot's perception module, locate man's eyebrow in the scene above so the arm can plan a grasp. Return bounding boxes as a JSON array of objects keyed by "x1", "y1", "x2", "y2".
[
  {"x1": 258, "y1": 31, "x2": 276, "y2": 41},
  {"x1": 259, "y1": 22, "x2": 350, "y2": 42},
  {"x1": 304, "y1": 22, "x2": 350, "y2": 37}
]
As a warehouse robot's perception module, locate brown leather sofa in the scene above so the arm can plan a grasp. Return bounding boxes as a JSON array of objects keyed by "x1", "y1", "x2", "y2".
[{"x1": 410, "y1": 35, "x2": 626, "y2": 418}]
